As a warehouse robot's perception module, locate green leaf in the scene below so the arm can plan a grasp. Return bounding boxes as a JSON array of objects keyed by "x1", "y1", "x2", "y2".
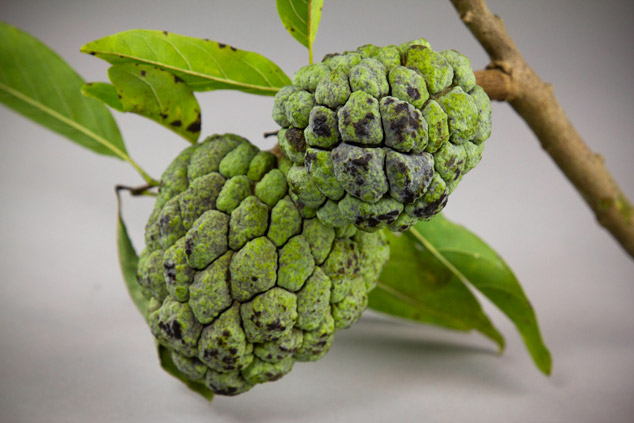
[
  {"x1": 276, "y1": 0, "x2": 324, "y2": 63},
  {"x1": 108, "y1": 63, "x2": 201, "y2": 143},
  {"x1": 157, "y1": 345, "x2": 215, "y2": 402},
  {"x1": 81, "y1": 29, "x2": 291, "y2": 95},
  {"x1": 370, "y1": 230, "x2": 505, "y2": 350},
  {"x1": 411, "y1": 215, "x2": 552, "y2": 374},
  {"x1": 116, "y1": 194, "x2": 149, "y2": 322},
  {"x1": 0, "y1": 22, "x2": 126, "y2": 159},
  {"x1": 81, "y1": 82, "x2": 124, "y2": 112}
]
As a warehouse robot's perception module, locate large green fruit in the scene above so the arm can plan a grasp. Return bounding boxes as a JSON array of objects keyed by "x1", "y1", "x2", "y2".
[
  {"x1": 272, "y1": 39, "x2": 492, "y2": 232},
  {"x1": 137, "y1": 134, "x2": 389, "y2": 396}
]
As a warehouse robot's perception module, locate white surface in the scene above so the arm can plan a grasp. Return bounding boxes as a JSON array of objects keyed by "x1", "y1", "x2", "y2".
[{"x1": 1, "y1": 1, "x2": 633, "y2": 422}]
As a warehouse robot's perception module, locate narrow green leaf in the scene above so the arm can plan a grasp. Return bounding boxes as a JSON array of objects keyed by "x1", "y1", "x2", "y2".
[
  {"x1": 81, "y1": 30, "x2": 291, "y2": 95},
  {"x1": 411, "y1": 215, "x2": 552, "y2": 374},
  {"x1": 116, "y1": 194, "x2": 149, "y2": 322},
  {"x1": 81, "y1": 82, "x2": 124, "y2": 112},
  {"x1": 108, "y1": 63, "x2": 201, "y2": 143},
  {"x1": 157, "y1": 345, "x2": 215, "y2": 401},
  {"x1": 370, "y1": 230, "x2": 505, "y2": 350},
  {"x1": 276, "y1": 0, "x2": 324, "y2": 63},
  {"x1": 0, "y1": 22, "x2": 126, "y2": 159}
]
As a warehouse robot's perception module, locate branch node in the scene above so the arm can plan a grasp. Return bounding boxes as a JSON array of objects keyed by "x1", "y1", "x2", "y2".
[{"x1": 462, "y1": 10, "x2": 474, "y2": 23}]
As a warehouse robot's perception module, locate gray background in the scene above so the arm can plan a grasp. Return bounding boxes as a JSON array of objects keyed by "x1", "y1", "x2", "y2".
[{"x1": 1, "y1": 0, "x2": 633, "y2": 421}]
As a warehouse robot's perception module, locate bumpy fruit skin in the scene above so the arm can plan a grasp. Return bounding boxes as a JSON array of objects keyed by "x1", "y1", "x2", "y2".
[
  {"x1": 138, "y1": 134, "x2": 389, "y2": 396},
  {"x1": 273, "y1": 39, "x2": 492, "y2": 232}
]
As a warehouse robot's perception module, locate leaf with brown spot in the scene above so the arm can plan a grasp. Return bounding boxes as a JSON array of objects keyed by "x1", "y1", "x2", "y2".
[
  {"x1": 81, "y1": 82, "x2": 124, "y2": 112},
  {"x1": 81, "y1": 29, "x2": 290, "y2": 95},
  {"x1": 108, "y1": 63, "x2": 201, "y2": 143}
]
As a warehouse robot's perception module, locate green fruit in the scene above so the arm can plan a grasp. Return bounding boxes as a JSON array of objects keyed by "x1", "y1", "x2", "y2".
[
  {"x1": 272, "y1": 39, "x2": 492, "y2": 232},
  {"x1": 139, "y1": 134, "x2": 390, "y2": 396}
]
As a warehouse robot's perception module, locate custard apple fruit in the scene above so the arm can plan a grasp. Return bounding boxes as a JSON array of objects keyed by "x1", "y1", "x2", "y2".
[
  {"x1": 137, "y1": 134, "x2": 389, "y2": 396},
  {"x1": 272, "y1": 39, "x2": 492, "y2": 232}
]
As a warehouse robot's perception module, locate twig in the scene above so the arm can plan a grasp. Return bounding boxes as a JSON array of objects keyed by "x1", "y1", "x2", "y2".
[
  {"x1": 474, "y1": 69, "x2": 515, "y2": 101},
  {"x1": 263, "y1": 130, "x2": 279, "y2": 138},
  {"x1": 451, "y1": 0, "x2": 634, "y2": 259},
  {"x1": 115, "y1": 184, "x2": 157, "y2": 197}
]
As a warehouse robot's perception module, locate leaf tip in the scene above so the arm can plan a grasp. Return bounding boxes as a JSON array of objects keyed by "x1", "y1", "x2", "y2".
[{"x1": 538, "y1": 350, "x2": 553, "y2": 375}]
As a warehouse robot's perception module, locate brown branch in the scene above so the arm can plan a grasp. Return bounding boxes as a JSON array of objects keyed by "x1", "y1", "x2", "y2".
[
  {"x1": 474, "y1": 69, "x2": 515, "y2": 101},
  {"x1": 451, "y1": 0, "x2": 634, "y2": 259}
]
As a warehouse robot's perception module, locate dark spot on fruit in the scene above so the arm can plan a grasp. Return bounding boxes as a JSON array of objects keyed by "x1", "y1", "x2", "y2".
[
  {"x1": 407, "y1": 86, "x2": 420, "y2": 100},
  {"x1": 401, "y1": 190, "x2": 416, "y2": 204},
  {"x1": 395, "y1": 102, "x2": 409, "y2": 114},
  {"x1": 352, "y1": 113, "x2": 375, "y2": 138},
  {"x1": 230, "y1": 46, "x2": 237, "y2": 52},
  {"x1": 158, "y1": 320, "x2": 183, "y2": 340},
  {"x1": 367, "y1": 217, "x2": 381, "y2": 227},
  {"x1": 89, "y1": 52, "x2": 96, "y2": 56},
  {"x1": 377, "y1": 209, "x2": 400, "y2": 223},
  {"x1": 160, "y1": 113, "x2": 168, "y2": 120},
  {"x1": 350, "y1": 153, "x2": 372, "y2": 170},
  {"x1": 305, "y1": 151, "x2": 316, "y2": 170},
  {"x1": 222, "y1": 355, "x2": 236, "y2": 364},
  {"x1": 163, "y1": 261, "x2": 176, "y2": 281},
  {"x1": 218, "y1": 42, "x2": 226, "y2": 48},
  {"x1": 163, "y1": 30, "x2": 169, "y2": 36},
  {"x1": 311, "y1": 114, "x2": 332, "y2": 138},
  {"x1": 185, "y1": 238, "x2": 193, "y2": 256},
  {"x1": 366, "y1": 97, "x2": 375, "y2": 105},
  {"x1": 251, "y1": 276, "x2": 258, "y2": 282},
  {"x1": 203, "y1": 349, "x2": 219, "y2": 358},
  {"x1": 140, "y1": 70, "x2": 146, "y2": 77},
  {"x1": 266, "y1": 320, "x2": 285, "y2": 331},
  {"x1": 286, "y1": 127, "x2": 306, "y2": 153},
  {"x1": 222, "y1": 330, "x2": 231, "y2": 337},
  {"x1": 173, "y1": 74, "x2": 184, "y2": 84},
  {"x1": 170, "y1": 120, "x2": 182, "y2": 127}
]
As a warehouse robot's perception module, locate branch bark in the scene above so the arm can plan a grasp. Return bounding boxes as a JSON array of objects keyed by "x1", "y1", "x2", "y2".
[{"x1": 451, "y1": 0, "x2": 634, "y2": 259}]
